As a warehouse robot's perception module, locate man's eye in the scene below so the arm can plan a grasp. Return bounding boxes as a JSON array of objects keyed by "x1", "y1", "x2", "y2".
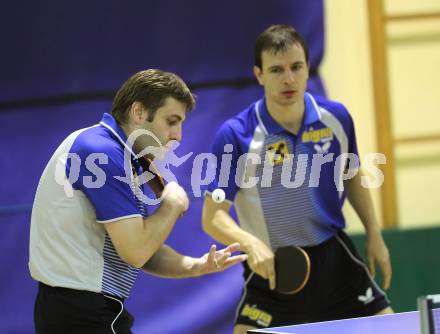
[
  {"x1": 271, "y1": 68, "x2": 281, "y2": 73},
  {"x1": 293, "y1": 64, "x2": 302, "y2": 71},
  {"x1": 168, "y1": 120, "x2": 178, "y2": 126}
]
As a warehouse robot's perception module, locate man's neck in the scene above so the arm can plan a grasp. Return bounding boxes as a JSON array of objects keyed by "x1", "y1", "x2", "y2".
[
  {"x1": 120, "y1": 123, "x2": 132, "y2": 140},
  {"x1": 266, "y1": 98, "x2": 305, "y2": 135},
  {"x1": 119, "y1": 123, "x2": 143, "y2": 156}
]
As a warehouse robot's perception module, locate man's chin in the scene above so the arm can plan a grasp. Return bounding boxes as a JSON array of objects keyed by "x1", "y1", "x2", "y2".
[{"x1": 277, "y1": 98, "x2": 299, "y2": 106}]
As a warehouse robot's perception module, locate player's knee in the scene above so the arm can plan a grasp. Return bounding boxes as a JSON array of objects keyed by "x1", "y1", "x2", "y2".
[
  {"x1": 375, "y1": 306, "x2": 394, "y2": 315},
  {"x1": 234, "y1": 324, "x2": 257, "y2": 334}
]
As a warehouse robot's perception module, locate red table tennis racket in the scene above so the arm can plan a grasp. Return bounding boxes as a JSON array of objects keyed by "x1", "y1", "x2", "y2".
[
  {"x1": 275, "y1": 246, "x2": 311, "y2": 294},
  {"x1": 138, "y1": 157, "x2": 165, "y2": 198}
]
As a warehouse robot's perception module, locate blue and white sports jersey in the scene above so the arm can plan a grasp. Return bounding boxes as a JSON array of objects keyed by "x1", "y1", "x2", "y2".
[
  {"x1": 206, "y1": 93, "x2": 359, "y2": 249},
  {"x1": 29, "y1": 113, "x2": 148, "y2": 299}
]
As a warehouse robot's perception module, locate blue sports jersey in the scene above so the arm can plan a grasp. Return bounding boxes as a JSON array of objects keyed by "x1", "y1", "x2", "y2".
[
  {"x1": 206, "y1": 93, "x2": 359, "y2": 248},
  {"x1": 29, "y1": 113, "x2": 148, "y2": 299}
]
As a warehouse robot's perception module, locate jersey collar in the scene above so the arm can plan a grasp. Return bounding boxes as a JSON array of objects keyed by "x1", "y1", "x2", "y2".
[
  {"x1": 256, "y1": 92, "x2": 322, "y2": 135},
  {"x1": 99, "y1": 113, "x2": 136, "y2": 158}
]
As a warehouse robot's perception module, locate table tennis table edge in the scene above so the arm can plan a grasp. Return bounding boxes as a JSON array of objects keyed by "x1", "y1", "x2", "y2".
[{"x1": 247, "y1": 311, "x2": 419, "y2": 333}]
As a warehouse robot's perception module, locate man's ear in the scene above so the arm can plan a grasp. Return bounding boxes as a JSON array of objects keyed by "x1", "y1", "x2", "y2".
[
  {"x1": 253, "y1": 66, "x2": 264, "y2": 86},
  {"x1": 129, "y1": 102, "x2": 146, "y2": 125}
]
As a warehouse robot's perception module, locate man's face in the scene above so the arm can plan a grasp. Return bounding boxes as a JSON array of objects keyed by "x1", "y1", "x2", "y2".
[
  {"x1": 254, "y1": 43, "x2": 309, "y2": 107},
  {"x1": 134, "y1": 97, "x2": 186, "y2": 159}
]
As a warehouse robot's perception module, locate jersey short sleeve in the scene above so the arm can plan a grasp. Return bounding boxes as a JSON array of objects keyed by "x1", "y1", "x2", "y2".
[
  {"x1": 339, "y1": 104, "x2": 360, "y2": 170},
  {"x1": 205, "y1": 122, "x2": 243, "y2": 202},
  {"x1": 67, "y1": 131, "x2": 142, "y2": 222},
  {"x1": 345, "y1": 108, "x2": 359, "y2": 157}
]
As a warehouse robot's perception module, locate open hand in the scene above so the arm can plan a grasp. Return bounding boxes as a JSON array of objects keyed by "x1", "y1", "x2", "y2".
[{"x1": 197, "y1": 243, "x2": 248, "y2": 275}]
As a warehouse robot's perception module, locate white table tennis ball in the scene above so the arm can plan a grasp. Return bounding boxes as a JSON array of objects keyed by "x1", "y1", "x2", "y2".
[{"x1": 212, "y1": 188, "x2": 226, "y2": 203}]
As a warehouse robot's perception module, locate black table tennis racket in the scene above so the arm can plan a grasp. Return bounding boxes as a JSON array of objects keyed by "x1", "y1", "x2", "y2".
[{"x1": 275, "y1": 245, "x2": 311, "y2": 294}]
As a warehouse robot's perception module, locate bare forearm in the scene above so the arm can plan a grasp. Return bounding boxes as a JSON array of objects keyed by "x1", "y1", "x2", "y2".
[
  {"x1": 111, "y1": 201, "x2": 181, "y2": 268},
  {"x1": 346, "y1": 170, "x2": 392, "y2": 289},
  {"x1": 137, "y1": 201, "x2": 182, "y2": 261},
  {"x1": 345, "y1": 170, "x2": 381, "y2": 234},
  {"x1": 203, "y1": 208, "x2": 259, "y2": 254},
  {"x1": 142, "y1": 245, "x2": 200, "y2": 278},
  {"x1": 202, "y1": 197, "x2": 275, "y2": 285},
  {"x1": 105, "y1": 182, "x2": 189, "y2": 268}
]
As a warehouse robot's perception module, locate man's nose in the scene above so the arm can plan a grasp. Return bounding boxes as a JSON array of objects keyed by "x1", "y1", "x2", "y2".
[
  {"x1": 170, "y1": 125, "x2": 182, "y2": 142},
  {"x1": 283, "y1": 70, "x2": 295, "y2": 84}
]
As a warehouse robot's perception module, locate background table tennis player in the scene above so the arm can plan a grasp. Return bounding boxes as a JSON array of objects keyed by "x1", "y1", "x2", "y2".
[{"x1": 248, "y1": 310, "x2": 440, "y2": 334}]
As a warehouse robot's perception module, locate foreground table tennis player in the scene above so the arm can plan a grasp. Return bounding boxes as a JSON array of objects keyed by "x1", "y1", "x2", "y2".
[{"x1": 29, "y1": 69, "x2": 247, "y2": 334}]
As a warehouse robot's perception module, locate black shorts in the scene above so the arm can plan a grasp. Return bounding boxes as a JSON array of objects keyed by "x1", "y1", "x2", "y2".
[
  {"x1": 235, "y1": 230, "x2": 390, "y2": 328},
  {"x1": 34, "y1": 282, "x2": 134, "y2": 334}
]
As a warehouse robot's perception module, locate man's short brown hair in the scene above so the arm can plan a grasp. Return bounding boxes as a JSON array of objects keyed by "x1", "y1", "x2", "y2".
[
  {"x1": 112, "y1": 69, "x2": 196, "y2": 124},
  {"x1": 254, "y1": 25, "x2": 309, "y2": 69}
]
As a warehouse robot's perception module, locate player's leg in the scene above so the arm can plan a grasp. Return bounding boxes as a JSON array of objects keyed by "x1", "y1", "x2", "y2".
[
  {"x1": 234, "y1": 264, "x2": 312, "y2": 330},
  {"x1": 234, "y1": 266, "x2": 280, "y2": 330},
  {"x1": 330, "y1": 231, "x2": 392, "y2": 318},
  {"x1": 34, "y1": 282, "x2": 134, "y2": 334},
  {"x1": 375, "y1": 306, "x2": 394, "y2": 315},
  {"x1": 234, "y1": 289, "x2": 276, "y2": 330},
  {"x1": 334, "y1": 231, "x2": 395, "y2": 317},
  {"x1": 234, "y1": 324, "x2": 257, "y2": 334}
]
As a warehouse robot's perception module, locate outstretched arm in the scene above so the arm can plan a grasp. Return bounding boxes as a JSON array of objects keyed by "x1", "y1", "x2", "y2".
[{"x1": 142, "y1": 243, "x2": 247, "y2": 278}]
